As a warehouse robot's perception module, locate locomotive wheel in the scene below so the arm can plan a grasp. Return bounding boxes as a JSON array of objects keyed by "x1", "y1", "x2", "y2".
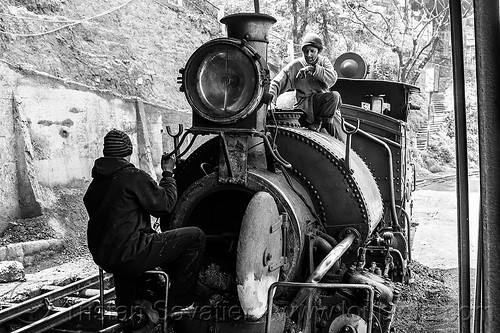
[{"x1": 328, "y1": 314, "x2": 368, "y2": 333}]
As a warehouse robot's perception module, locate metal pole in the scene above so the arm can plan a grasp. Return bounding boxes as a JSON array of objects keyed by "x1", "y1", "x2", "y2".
[
  {"x1": 473, "y1": 206, "x2": 483, "y2": 333},
  {"x1": 473, "y1": 0, "x2": 500, "y2": 332},
  {"x1": 448, "y1": 1, "x2": 470, "y2": 333},
  {"x1": 99, "y1": 268, "x2": 105, "y2": 328}
]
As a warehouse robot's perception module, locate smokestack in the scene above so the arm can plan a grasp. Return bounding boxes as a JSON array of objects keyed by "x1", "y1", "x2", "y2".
[
  {"x1": 220, "y1": 13, "x2": 276, "y2": 168},
  {"x1": 220, "y1": 13, "x2": 276, "y2": 61}
]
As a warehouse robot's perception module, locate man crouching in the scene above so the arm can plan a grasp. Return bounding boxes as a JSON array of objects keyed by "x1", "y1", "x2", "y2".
[{"x1": 84, "y1": 129, "x2": 205, "y2": 325}]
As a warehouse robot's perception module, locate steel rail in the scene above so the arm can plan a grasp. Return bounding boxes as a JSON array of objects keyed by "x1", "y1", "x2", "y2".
[
  {"x1": 0, "y1": 274, "x2": 108, "y2": 324},
  {"x1": 11, "y1": 288, "x2": 115, "y2": 333}
]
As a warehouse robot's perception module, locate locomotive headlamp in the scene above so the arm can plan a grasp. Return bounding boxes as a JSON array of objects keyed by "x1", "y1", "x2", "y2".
[
  {"x1": 334, "y1": 52, "x2": 368, "y2": 79},
  {"x1": 181, "y1": 38, "x2": 268, "y2": 124}
]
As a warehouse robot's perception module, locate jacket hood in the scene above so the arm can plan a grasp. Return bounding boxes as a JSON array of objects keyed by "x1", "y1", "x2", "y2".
[{"x1": 91, "y1": 157, "x2": 134, "y2": 180}]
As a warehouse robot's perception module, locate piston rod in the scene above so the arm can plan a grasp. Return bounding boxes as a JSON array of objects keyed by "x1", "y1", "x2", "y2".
[
  {"x1": 286, "y1": 232, "x2": 356, "y2": 315},
  {"x1": 267, "y1": 281, "x2": 374, "y2": 333}
]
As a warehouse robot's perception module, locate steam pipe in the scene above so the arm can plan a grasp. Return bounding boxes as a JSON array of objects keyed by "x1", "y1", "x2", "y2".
[
  {"x1": 313, "y1": 236, "x2": 341, "y2": 273},
  {"x1": 286, "y1": 233, "x2": 356, "y2": 316},
  {"x1": 317, "y1": 231, "x2": 338, "y2": 248},
  {"x1": 396, "y1": 205, "x2": 412, "y2": 262},
  {"x1": 258, "y1": 132, "x2": 292, "y2": 168},
  {"x1": 344, "y1": 121, "x2": 400, "y2": 230},
  {"x1": 314, "y1": 236, "x2": 333, "y2": 254}
]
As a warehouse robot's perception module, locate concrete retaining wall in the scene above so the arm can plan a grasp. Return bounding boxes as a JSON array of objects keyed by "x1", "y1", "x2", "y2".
[
  {"x1": 0, "y1": 62, "x2": 195, "y2": 233},
  {"x1": 0, "y1": 239, "x2": 65, "y2": 266},
  {"x1": 0, "y1": 64, "x2": 22, "y2": 227}
]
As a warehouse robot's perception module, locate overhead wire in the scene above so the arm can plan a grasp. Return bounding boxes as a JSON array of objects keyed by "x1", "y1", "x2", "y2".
[
  {"x1": 0, "y1": 12, "x2": 78, "y2": 23},
  {"x1": 0, "y1": 0, "x2": 135, "y2": 37}
]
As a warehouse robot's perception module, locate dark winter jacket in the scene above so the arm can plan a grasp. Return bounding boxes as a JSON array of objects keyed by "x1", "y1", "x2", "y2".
[{"x1": 84, "y1": 157, "x2": 177, "y2": 274}]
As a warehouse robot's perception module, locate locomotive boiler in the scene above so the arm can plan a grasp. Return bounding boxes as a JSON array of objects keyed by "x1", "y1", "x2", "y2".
[{"x1": 163, "y1": 12, "x2": 417, "y2": 333}]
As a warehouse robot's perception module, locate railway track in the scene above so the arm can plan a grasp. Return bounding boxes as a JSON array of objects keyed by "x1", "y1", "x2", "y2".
[
  {"x1": 0, "y1": 273, "x2": 116, "y2": 333},
  {"x1": 415, "y1": 170, "x2": 479, "y2": 189}
]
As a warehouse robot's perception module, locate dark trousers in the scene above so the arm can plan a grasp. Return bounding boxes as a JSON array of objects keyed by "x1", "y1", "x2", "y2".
[
  {"x1": 311, "y1": 91, "x2": 347, "y2": 142},
  {"x1": 113, "y1": 227, "x2": 205, "y2": 319}
]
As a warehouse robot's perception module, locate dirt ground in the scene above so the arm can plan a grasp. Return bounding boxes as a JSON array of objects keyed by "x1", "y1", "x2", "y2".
[
  {"x1": 0, "y1": 171, "x2": 478, "y2": 332},
  {"x1": 0, "y1": 180, "x2": 92, "y2": 273},
  {"x1": 394, "y1": 172, "x2": 479, "y2": 333}
]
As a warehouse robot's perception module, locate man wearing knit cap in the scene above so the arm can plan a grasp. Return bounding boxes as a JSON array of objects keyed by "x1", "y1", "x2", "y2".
[
  {"x1": 84, "y1": 129, "x2": 205, "y2": 323},
  {"x1": 270, "y1": 32, "x2": 346, "y2": 142}
]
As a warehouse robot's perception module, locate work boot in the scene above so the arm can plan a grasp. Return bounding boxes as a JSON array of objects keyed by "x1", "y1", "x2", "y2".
[{"x1": 308, "y1": 120, "x2": 322, "y2": 132}]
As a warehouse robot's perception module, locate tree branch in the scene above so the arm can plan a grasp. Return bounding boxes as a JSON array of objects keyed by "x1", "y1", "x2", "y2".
[
  {"x1": 407, "y1": 37, "x2": 440, "y2": 84},
  {"x1": 390, "y1": 0, "x2": 405, "y2": 22},
  {"x1": 405, "y1": 14, "x2": 444, "y2": 83},
  {"x1": 415, "y1": 5, "x2": 448, "y2": 41},
  {"x1": 342, "y1": 0, "x2": 394, "y2": 48},
  {"x1": 357, "y1": 4, "x2": 397, "y2": 45},
  {"x1": 297, "y1": 0, "x2": 310, "y2": 43}
]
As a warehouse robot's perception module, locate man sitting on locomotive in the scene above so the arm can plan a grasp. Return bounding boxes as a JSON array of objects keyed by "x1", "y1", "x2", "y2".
[
  {"x1": 84, "y1": 129, "x2": 206, "y2": 323},
  {"x1": 269, "y1": 32, "x2": 346, "y2": 142}
]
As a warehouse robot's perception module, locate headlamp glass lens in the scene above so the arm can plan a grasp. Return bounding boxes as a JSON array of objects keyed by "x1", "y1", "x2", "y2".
[{"x1": 195, "y1": 46, "x2": 256, "y2": 120}]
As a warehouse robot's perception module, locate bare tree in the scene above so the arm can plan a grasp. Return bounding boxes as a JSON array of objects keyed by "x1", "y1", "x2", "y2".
[
  {"x1": 289, "y1": 0, "x2": 311, "y2": 45},
  {"x1": 281, "y1": 0, "x2": 472, "y2": 83},
  {"x1": 342, "y1": 0, "x2": 472, "y2": 84},
  {"x1": 285, "y1": 0, "x2": 344, "y2": 56}
]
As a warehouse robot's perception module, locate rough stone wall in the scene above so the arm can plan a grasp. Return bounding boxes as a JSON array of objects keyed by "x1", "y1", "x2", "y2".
[
  {"x1": 0, "y1": 62, "x2": 195, "y2": 233},
  {"x1": 0, "y1": 0, "x2": 222, "y2": 108},
  {"x1": 0, "y1": 0, "x2": 222, "y2": 233}
]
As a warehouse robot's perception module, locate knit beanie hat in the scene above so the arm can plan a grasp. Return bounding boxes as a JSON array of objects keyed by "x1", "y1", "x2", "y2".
[
  {"x1": 103, "y1": 129, "x2": 133, "y2": 157},
  {"x1": 301, "y1": 33, "x2": 323, "y2": 52}
]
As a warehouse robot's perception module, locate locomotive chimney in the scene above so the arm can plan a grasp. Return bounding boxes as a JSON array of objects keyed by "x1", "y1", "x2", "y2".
[
  {"x1": 220, "y1": 13, "x2": 276, "y2": 168},
  {"x1": 220, "y1": 13, "x2": 276, "y2": 62}
]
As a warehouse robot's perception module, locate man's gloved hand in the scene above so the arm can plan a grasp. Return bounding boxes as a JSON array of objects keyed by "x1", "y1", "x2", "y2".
[
  {"x1": 161, "y1": 153, "x2": 175, "y2": 173},
  {"x1": 296, "y1": 65, "x2": 315, "y2": 79},
  {"x1": 268, "y1": 100, "x2": 276, "y2": 112}
]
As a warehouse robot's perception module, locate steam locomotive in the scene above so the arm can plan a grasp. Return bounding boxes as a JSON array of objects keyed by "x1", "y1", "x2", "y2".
[{"x1": 161, "y1": 12, "x2": 418, "y2": 333}]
